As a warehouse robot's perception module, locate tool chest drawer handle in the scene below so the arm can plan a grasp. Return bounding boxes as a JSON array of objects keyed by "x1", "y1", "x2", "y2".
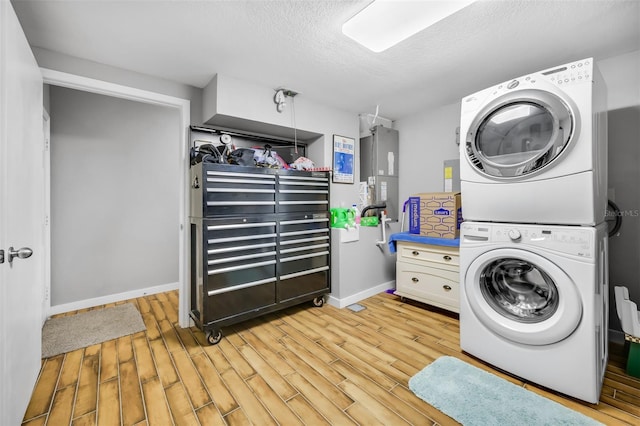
[
  {"x1": 207, "y1": 177, "x2": 275, "y2": 185},
  {"x1": 280, "y1": 251, "x2": 329, "y2": 263},
  {"x1": 443, "y1": 255, "x2": 452, "y2": 261},
  {"x1": 209, "y1": 233, "x2": 277, "y2": 245},
  {"x1": 280, "y1": 236, "x2": 329, "y2": 246},
  {"x1": 280, "y1": 218, "x2": 329, "y2": 225},
  {"x1": 280, "y1": 229, "x2": 329, "y2": 237},
  {"x1": 207, "y1": 201, "x2": 276, "y2": 206},
  {"x1": 280, "y1": 266, "x2": 329, "y2": 281},
  {"x1": 412, "y1": 250, "x2": 420, "y2": 256},
  {"x1": 279, "y1": 200, "x2": 329, "y2": 205},
  {"x1": 279, "y1": 181, "x2": 329, "y2": 187},
  {"x1": 207, "y1": 188, "x2": 275, "y2": 193},
  {"x1": 207, "y1": 222, "x2": 276, "y2": 231},
  {"x1": 279, "y1": 189, "x2": 329, "y2": 194},
  {"x1": 208, "y1": 251, "x2": 277, "y2": 266},
  {"x1": 207, "y1": 277, "x2": 277, "y2": 296},
  {"x1": 207, "y1": 171, "x2": 275, "y2": 180},
  {"x1": 208, "y1": 259, "x2": 276, "y2": 275},
  {"x1": 280, "y1": 176, "x2": 328, "y2": 182},
  {"x1": 411, "y1": 277, "x2": 419, "y2": 283},
  {"x1": 443, "y1": 285, "x2": 452, "y2": 292},
  {"x1": 208, "y1": 242, "x2": 276, "y2": 255},
  {"x1": 280, "y1": 243, "x2": 329, "y2": 254}
]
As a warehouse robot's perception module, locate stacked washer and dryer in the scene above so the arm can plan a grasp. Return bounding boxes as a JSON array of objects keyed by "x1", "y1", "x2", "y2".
[{"x1": 458, "y1": 58, "x2": 609, "y2": 404}]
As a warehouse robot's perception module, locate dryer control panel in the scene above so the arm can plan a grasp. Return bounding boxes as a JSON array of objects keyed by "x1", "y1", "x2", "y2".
[
  {"x1": 461, "y1": 222, "x2": 595, "y2": 258},
  {"x1": 540, "y1": 58, "x2": 593, "y2": 87}
]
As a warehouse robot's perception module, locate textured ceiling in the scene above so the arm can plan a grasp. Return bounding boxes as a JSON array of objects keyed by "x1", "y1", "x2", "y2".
[{"x1": 11, "y1": 0, "x2": 640, "y2": 120}]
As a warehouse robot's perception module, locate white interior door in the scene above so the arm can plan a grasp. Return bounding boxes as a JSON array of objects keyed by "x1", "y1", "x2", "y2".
[{"x1": 0, "y1": 2, "x2": 45, "y2": 425}]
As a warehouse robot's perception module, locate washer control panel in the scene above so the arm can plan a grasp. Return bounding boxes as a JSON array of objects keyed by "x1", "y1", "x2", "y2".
[
  {"x1": 461, "y1": 222, "x2": 595, "y2": 258},
  {"x1": 507, "y1": 229, "x2": 521, "y2": 241}
]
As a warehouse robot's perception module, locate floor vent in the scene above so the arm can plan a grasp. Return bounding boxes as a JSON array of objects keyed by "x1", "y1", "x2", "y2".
[{"x1": 346, "y1": 303, "x2": 366, "y2": 312}]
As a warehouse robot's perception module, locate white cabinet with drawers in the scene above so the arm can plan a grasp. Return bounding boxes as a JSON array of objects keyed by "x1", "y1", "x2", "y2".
[{"x1": 394, "y1": 241, "x2": 460, "y2": 313}]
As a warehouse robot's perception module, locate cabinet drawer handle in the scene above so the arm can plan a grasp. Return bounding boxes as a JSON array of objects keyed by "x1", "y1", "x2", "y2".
[
  {"x1": 411, "y1": 277, "x2": 419, "y2": 283},
  {"x1": 443, "y1": 255, "x2": 452, "y2": 261},
  {"x1": 443, "y1": 285, "x2": 452, "y2": 292},
  {"x1": 412, "y1": 251, "x2": 420, "y2": 256}
]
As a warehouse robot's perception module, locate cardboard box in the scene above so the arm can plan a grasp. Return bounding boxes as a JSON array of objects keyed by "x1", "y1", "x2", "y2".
[{"x1": 408, "y1": 192, "x2": 462, "y2": 239}]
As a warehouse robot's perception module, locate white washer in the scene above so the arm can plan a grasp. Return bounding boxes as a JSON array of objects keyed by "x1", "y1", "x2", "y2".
[
  {"x1": 459, "y1": 58, "x2": 607, "y2": 226},
  {"x1": 459, "y1": 221, "x2": 608, "y2": 403}
]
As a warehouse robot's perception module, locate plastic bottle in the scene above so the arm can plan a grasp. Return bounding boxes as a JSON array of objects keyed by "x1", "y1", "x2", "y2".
[{"x1": 352, "y1": 204, "x2": 361, "y2": 226}]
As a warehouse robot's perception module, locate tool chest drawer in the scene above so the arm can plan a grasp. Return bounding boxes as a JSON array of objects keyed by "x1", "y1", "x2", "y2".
[
  {"x1": 203, "y1": 218, "x2": 278, "y2": 295},
  {"x1": 191, "y1": 163, "x2": 277, "y2": 217},
  {"x1": 191, "y1": 163, "x2": 330, "y2": 217},
  {"x1": 277, "y1": 172, "x2": 329, "y2": 214},
  {"x1": 278, "y1": 214, "x2": 330, "y2": 302}
]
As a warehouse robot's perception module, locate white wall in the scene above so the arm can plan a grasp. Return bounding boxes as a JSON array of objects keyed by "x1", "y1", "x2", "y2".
[
  {"x1": 33, "y1": 47, "x2": 202, "y2": 125},
  {"x1": 50, "y1": 86, "x2": 180, "y2": 306},
  {"x1": 599, "y1": 50, "x2": 640, "y2": 111},
  {"x1": 395, "y1": 102, "x2": 461, "y2": 201}
]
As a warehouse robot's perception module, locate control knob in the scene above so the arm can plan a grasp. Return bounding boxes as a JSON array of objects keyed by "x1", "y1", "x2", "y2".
[{"x1": 508, "y1": 229, "x2": 522, "y2": 241}]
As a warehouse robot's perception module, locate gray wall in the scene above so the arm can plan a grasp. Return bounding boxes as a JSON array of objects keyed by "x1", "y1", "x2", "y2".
[
  {"x1": 50, "y1": 86, "x2": 180, "y2": 305},
  {"x1": 607, "y1": 106, "x2": 640, "y2": 330},
  {"x1": 330, "y1": 225, "x2": 399, "y2": 306},
  {"x1": 394, "y1": 50, "x2": 640, "y2": 332}
]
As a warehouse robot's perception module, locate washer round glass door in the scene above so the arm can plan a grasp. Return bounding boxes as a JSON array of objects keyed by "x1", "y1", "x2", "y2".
[
  {"x1": 464, "y1": 248, "x2": 582, "y2": 345},
  {"x1": 465, "y1": 88, "x2": 577, "y2": 178}
]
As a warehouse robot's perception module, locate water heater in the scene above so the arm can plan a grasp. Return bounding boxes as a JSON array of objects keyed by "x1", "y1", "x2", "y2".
[{"x1": 360, "y1": 125, "x2": 399, "y2": 221}]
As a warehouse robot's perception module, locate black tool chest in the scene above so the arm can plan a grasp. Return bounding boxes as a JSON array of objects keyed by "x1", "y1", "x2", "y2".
[{"x1": 189, "y1": 162, "x2": 331, "y2": 344}]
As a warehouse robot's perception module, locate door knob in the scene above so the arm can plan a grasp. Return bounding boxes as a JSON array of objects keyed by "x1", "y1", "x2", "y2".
[{"x1": 8, "y1": 247, "x2": 33, "y2": 263}]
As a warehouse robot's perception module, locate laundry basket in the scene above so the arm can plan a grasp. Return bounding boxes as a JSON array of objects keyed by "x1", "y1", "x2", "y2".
[{"x1": 614, "y1": 286, "x2": 640, "y2": 377}]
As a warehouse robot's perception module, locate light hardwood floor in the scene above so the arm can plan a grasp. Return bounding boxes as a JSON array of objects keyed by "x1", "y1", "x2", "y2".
[{"x1": 22, "y1": 290, "x2": 640, "y2": 425}]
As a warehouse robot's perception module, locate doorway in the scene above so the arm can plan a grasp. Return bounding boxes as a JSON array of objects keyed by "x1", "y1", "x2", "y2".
[{"x1": 41, "y1": 68, "x2": 191, "y2": 327}]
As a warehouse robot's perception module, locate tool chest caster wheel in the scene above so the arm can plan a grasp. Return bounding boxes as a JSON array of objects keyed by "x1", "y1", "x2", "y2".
[
  {"x1": 312, "y1": 296, "x2": 324, "y2": 307},
  {"x1": 206, "y1": 329, "x2": 222, "y2": 345}
]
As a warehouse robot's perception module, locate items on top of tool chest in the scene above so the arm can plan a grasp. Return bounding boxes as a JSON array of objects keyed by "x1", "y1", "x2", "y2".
[{"x1": 190, "y1": 125, "x2": 316, "y2": 170}]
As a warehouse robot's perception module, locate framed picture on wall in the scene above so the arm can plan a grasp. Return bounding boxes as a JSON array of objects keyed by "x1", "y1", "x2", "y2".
[{"x1": 332, "y1": 134, "x2": 355, "y2": 184}]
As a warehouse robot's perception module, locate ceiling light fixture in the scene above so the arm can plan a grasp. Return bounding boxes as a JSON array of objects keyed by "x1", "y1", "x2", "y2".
[{"x1": 342, "y1": 0, "x2": 476, "y2": 53}]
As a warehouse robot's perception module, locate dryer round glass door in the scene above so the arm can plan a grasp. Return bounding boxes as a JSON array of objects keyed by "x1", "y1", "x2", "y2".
[
  {"x1": 465, "y1": 88, "x2": 577, "y2": 178},
  {"x1": 464, "y1": 248, "x2": 582, "y2": 345}
]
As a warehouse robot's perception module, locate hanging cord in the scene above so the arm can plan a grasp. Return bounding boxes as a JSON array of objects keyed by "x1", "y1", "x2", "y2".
[
  {"x1": 291, "y1": 94, "x2": 298, "y2": 155},
  {"x1": 368, "y1": 104, "x2": 380, "y2": 133}
]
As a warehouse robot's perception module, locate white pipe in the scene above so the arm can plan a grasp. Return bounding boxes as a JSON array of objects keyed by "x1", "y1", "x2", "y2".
[{"x1": 376, "y1": 212, "x2": 391, "y2": 247}]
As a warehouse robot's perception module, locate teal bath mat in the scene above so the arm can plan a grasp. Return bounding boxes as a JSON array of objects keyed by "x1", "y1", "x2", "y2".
[{"x1": 409, "y1": 356, "x2": 602, "y2": 426}]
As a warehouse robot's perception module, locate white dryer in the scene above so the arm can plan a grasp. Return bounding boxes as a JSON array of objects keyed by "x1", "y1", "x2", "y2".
[
  {"x1": 459, "y1": 58, "x2": 607, "y2": 226},
  {"x1": 459, "y1": 221, "x2": 608, "y2": 403}
]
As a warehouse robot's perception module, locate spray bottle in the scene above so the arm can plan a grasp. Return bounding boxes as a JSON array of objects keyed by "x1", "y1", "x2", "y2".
[{"x1": 351, "y1": 204, "x2": 361, "y2": 226}]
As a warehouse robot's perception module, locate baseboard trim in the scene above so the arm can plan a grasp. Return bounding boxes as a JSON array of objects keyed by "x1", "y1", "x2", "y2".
[
  {"x1": 47, "y1": 282, "x2": 180, "y2": 317},
  {"x1": 327, "y1": 281, "x2": 395, "y2": 309}
]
